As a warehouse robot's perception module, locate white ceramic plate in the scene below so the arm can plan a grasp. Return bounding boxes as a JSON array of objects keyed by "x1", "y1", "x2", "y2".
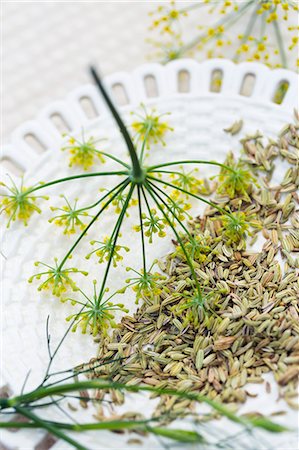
[{"x1": 1, "y1": 59, "x2": 298, "y2": 450}]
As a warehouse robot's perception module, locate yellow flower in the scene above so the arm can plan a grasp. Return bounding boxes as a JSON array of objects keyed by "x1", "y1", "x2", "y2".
[
  {"x1": 28, "y1": 258, "x2": 88, "y2": 297},
  {"x1": 257, "y1": 42, "x2": 266, "y2": 52},
  {"x1": 131, "y1": 104, "x2": 173, "y2": 147},
  {"x1": 49, "y1": 196, "x2": 90, "y2": 235},
  {"x1": 0, "y1": 178, "x2": 48, "y2": 227},
  {"x1": 171, "y1": 167, "x2": 204, "y2": 195},
  {"x1": 134, "y1": 209, "x2": 166, "y2": 243},
  {"x1": 125, "y1": 263, "x2": 166, "y2": 304},
  {"x1": 62, "y1": 134, "x2": 105, "y2": 170},
  {"x1": 65, "y1": 280, "x2": 128, "y2": 336},
  {"x1": 216, "y1": 152, "x2": 258, "y2": 201},
  {"x1": 86, "y1": 236, "x2": 129, "y2": 267},
  {"x1": 267, "y1": 12, "x2": 278, "y2": 23}
]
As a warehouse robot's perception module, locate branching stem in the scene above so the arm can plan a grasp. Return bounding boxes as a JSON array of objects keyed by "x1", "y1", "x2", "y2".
[
  {"x1": 25, "y1": 171, "x2": 128, "y2": 196},
  {"x1": 97, "y1": 183, "x2": 135, "y2": 302},
  {"x1": 147, "y1": 159, "x2": 235, "y2": 173},
  {"x1": 144, "y1": 181, "x2": 202, "y2": 302},
  {"x1": 58, "y1": 178, "x2": 130, "y2": 271},
  {"x1": 147, "y1": 175, "x2": 231, "y2": 218}
]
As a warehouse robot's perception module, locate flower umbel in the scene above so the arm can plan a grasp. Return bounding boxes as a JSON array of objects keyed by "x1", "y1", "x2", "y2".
[
  {"x1": 216, "y1": 153, "x2": 258, "y2": 201},
  {"x1": 171, "y1": 168, "x2": 205, "y2": 195},
  {"x1": 86, "y1": 236, "x2": 130, "y2": 267},
  {"x1": 218, "y1": 210, "x2": 261, "y2": 244},
  {"x1": 162, "y1": 191, "x2": 192, "y2": 224},
  {"x1": 28, "y1": 258, "x2": 88, "y2": 296},
  {"x1": 131, "y1": 104, "x2": 173, "y2": 147},
  {"x1": 0, "y1": 177, "x2": 48, "y2": 227},
  {"x1": 64, "y1": 280, "x2": 129, "y2": 336},
  {"x1": 49, "y1": 196, "x2": 91, "y2": 235},
  {"x1": 125, "y1": 263, "x2": 166, "y2": 304},
  {"x1": 62, "y1": 133, "x2": 106, "y2": 170},
  {"x1": 134, "y1": 209, "x2": 166, "y2": 243}
]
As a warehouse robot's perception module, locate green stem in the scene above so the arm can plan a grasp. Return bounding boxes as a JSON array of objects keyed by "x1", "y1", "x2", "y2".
[
  {"x1": 137, "y1": 185, "x2": 147, "y2": 274},
  {"x1": 147, "y1": 179, "x2": 193, "y2": 241},
  {"x1": 94, "y1": 150, "x2": 130, "y2": 169},
  {"x1": 272, "y1": 20, "x2": 287, "y2": 68},
  {"x1": 147, "y1": 175, "x2": 230, "y2": 217},
  {"x1": 75, "y1": 178, "x2": 129, "y2": 214},
  {"x1": 139, "y1": 123, "x2": 152, "y2": 165},
  {"x1": 26, "y1": 171, "x2": 128, "y2": 195},
  {"x1": 97, "y1": 183, "x2": 135, "y2": 302},
  {"x1": 90, "y1": 67, "x2": 144, "y2": 182},
  {"x1": 2, "y1": 419, "x2": 204, "y2": 443},
  {"x1": 2, "y1": 379, "x2": 281, "y2": 431},
  {"x1": 58, "y1": 178, "x2": 130, "y2": 270},
  {"x1": 147, "y1": 159, "x2": 235, "y2": 173},
  {"x1": 14, "y1": 405, "x2": 89, "y2": 450},
  {"x1": 144, "y1": 182, "x2": 202, "y2": 302},
  {"x1": 0, "y1": 419, "x2": 203, "y2": 442}
]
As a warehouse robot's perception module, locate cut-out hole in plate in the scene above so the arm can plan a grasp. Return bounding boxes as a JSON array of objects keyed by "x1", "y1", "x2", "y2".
[
  {"x1": 178, "y1": 70, "x2": 190, "y2": 93},
  {"x1": 0, "y1": 157, "x2": 24, "y2": 177},
  {"x1": 272, "y1": 80, "x2": 289, "y2": 104},
  {"x1": 50, "y1": 113, "x2": 71, "y2": 134},
  {"x1": 240, "y1": 73, "x2": 256, "y2": 97},
  {"x1": 144, "y1": 75, "x2": 159, "y2": 98},
  {"x1": 79, "y1": 96, "x2": 99, "y2": 119},
  {"x1": 24, "y1": 133, "x2": 47, "y2": 153},
  {"x1": 112, "y1": 83, "x2": 129, "y2": 106},
  {"x1": 210, "y1": 69, "x2": 223, "y2": 93}
]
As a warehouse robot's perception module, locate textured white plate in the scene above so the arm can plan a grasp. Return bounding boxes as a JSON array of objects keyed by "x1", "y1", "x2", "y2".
[{"x1": 0, "y1": 59, "x2": 298, "y2": 450}]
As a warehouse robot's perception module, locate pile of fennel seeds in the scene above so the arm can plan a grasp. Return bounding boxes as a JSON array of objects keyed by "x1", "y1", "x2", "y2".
[{"x1": 81, "y1": 117, "x2": 299, "y2": 420}]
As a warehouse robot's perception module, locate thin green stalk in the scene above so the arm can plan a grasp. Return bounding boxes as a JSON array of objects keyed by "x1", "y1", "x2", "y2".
[
  {"x1": 93, "y1": 149, "x2": 130, "y2": 169},
  {"x1": 26, "y1": 171, "x2": 128, "y2": 195},
  {"x1": 75, "y1": 178, "x2": 129, "y2": 213},
  {"x1": 147, "y1": 178, "x2": 194, "y2": 242},
  {"x1": 97, "y1": 183, "x2": 135, "y2": 301},
  {"x1": 272, "y1": 19, "x2": 287, "y2": 68},
  {"x1": 0, "y1": 418, "x2": 203, "y2": 442},
  {"x1": 147, "y1": 175, "x2": 230, "y2": 218},
  {"x1": 14, "y1": 405, "x2": 89, "y2": 450},
  {"x1": 259, "y1": 9, "x2": 267, "y2": 40},
  {"x1": 143, "y1": 182, "x2": 203, "y2": 302},
  {"x1": 147, "y1": 159, "x2": 235, "y2": 173},
  {"x1": 57, "y1": 178, "x2": 130, "y2": 270},
  {"x1": 47, "y1": 356, "x2": 128, "y2": 387},
  {"x1": 137, "y1": 185, "x2": 147, "y2": 275},
  {"x1": 90, "y1": 67, "x2": 144, "y2": 182},
  {"x1": 41, "y1": 312, "x2": 83, "y2": 387},
  {"x1": 139, "y1": 124, "x2": 152, "y2": 165}
]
